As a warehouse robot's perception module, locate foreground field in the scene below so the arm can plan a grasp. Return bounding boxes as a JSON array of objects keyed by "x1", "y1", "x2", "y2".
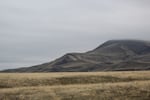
[{"x1": 0, "y1": 71, "x2": 150, "y2": 100}]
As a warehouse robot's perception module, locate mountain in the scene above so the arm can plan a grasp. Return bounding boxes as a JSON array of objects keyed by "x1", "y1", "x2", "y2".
[{"x1": 2, "y1": 40, "x2": 150, "y2": 72}]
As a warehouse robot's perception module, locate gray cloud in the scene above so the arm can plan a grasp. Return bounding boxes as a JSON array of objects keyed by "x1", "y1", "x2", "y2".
[{"x1": 0, "y1": 0, "x2": 150, "y2": 70}]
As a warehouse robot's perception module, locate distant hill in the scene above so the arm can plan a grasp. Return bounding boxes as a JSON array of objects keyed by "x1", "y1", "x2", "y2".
[{"x1": 2, "y1": 40, "x2": 150, "y2": 72}]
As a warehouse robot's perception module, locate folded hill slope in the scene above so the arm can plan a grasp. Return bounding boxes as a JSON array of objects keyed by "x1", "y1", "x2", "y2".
[{"x1": 2, "y1": 40, "x2": 150, "y2": 72}]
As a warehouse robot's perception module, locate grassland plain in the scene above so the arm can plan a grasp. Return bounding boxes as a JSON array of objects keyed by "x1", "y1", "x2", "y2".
[{"x1": 0, "y1": 71, "x2": 150, "y2": 100}]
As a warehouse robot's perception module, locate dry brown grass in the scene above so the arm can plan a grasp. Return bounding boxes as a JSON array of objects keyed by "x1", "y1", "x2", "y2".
[{"x1": 0, "y1": 71, "x2": 150, "y2": 100}]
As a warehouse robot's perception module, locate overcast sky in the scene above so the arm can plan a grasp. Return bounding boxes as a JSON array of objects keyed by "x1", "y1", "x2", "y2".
[{"x1": 0, "y1": 0, "x2": 150, "y2": 70}]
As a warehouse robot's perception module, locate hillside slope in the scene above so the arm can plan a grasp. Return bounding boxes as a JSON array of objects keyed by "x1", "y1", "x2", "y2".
[{"x1": 2, "y1": 40, "x2": 150, "y2": 72}]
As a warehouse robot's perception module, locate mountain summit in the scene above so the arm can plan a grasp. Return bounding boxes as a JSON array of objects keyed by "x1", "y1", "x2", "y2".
[{"x1": 2, "y1": 40, "x2": 150, "y2": 72}]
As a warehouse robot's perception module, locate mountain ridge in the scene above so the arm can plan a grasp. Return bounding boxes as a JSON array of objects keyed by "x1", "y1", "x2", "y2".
[{"x1": 2, "y1": 39, "x2": 150, "y2": 72}]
